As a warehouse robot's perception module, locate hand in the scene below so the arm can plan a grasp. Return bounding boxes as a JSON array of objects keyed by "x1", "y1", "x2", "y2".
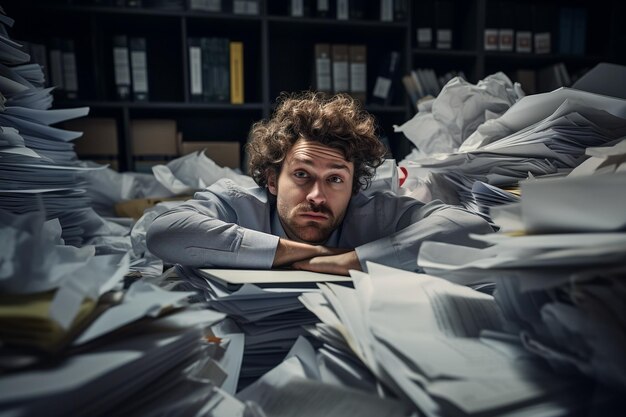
[
  {"x1": 272, "y1": 238, "x2": 350, "y2": 267},
  {"x1": 292, "y1": 250, "x2": 362, "y2": 276}
]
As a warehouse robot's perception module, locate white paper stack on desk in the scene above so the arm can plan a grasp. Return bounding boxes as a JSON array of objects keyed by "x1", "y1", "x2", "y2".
[
  {"x1": 175, "y1": 266, "x2": 351, "y2": 388},
  {"x1": 0, "y1": 308, "x2": 238, "y2": 417},
  {"x1": 299, "y1": 262, "x2": 591, "y2": 417},
  {"x1": 418, "y1": 169, "x2": 626, "y2": 396},
  {"x1": 0, "y1": 13, "x2": 118, "y2": 247},
  {"x1": 0, "y1": 207, "x2": 248, "y2": 416},
  {"x1": 401, "y1": 88, "x2": 626, "y2": 220}
]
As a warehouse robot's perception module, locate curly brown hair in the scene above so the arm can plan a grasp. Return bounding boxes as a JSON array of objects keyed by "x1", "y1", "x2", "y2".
[{"x1": 246, "y1": 91, "x2": 387, "y2": 194}]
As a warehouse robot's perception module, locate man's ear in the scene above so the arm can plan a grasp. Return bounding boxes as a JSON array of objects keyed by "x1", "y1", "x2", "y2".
[{"x1": 267, "y1": 170, "x2": 278, "y2": 196}]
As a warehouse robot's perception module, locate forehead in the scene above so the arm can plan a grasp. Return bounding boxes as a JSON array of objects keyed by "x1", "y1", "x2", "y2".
[{"x1": 285, "y1": 139, "x2": 353, "y2": 172}]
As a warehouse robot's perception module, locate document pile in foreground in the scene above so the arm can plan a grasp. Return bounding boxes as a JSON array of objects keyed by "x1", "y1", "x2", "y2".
[
  {"x1": 418, "y1": 168, "x2": 626, "y2": 396},
  {"x1": 175, "y1": 267, "x2": 349, "y2": 388},
  {"x1": 0, "y1": 208, "x2": 247, "y2": 416},
  {"x1": 296, "y1": 262, "x2": 593, "y2": 417}
]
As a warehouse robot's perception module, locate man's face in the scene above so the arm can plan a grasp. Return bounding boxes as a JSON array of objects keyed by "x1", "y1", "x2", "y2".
[{"x1": 268, "y1": 139, "x2": 354, "y2": 244}]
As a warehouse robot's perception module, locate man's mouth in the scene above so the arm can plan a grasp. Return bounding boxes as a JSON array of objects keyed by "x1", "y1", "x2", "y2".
[{"x1": 299, "y1": 212, "x2": 329, "y2": 221}]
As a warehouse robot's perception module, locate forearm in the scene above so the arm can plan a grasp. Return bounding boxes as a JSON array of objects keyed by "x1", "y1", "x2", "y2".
[
  {"x1": 292, "y1": 250, "x2": 362, "y2": 276},
  {"x1": 355, "y1": 205, "x2": 494, "y2": 271},
  {"x1": 272, "y1": 238, "x2": 342, "y2": 267},
  {"x1": 147, "y1": 210, "x2": 278, "y2": 268}
]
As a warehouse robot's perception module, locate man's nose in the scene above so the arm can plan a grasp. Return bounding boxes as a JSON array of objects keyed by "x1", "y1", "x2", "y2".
[{"x1": 307, "y1": 180, "x2": 327, "y2": 205}]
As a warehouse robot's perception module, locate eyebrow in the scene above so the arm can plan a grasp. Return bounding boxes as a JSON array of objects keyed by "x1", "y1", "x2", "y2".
[{"x1": 291, "y1": 157, "x2": 351, "y2": 173}]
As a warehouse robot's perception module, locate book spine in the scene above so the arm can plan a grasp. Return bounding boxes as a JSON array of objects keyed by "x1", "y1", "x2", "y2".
[
  {"x1": 230, "y1": 41, "x2": 244, "y2": 104},
  {"x1": 380, "y1": 0, "x2": 393, "y2": 22},
  {"x1": 217, "y1": 38, "x2": 230, "y2": 102},
  {"x1": 315, "y1": 0, "x2": 330, "y2": 17},
  {"x1": 336, "y1": 0, "x2": 348, "y2": 20},
  {"x1": 130, "y1": 37, "x2": 149, "y2": 101},
  {"x1": 498, "y1": 1, "x2": 515, "y2": 52},
  {"x1": 112, "y1": 35, "x2": 131, "y2": 100},
  {"x1": 331, "y1": 44, "x2": 349, "y2": 93},
  {"x1": 188, "y1": 37, "x2": 204, "y2": 102},
  {"x1": 371, "y1": 50, "x2": 399, "y2": 105},
  {"x1": 415, "y1": 0, "x2": 434, "y2": 48},
  {"x1": 290, "y1": 0, "x2": 305, "y2": 17},
  {"x1": 202, "y1": 37, "x2": 214, "y2": 102},
  {"x1": 61, "y1": 39, "x2": 79, "y2": 99},
  {"x1": 189, "y1": 0, "x2": 222, "y2": 12},
  {"x1": 349, "y1": 44, "x2": 366, "y2": 102},
  {"x1": 435, "y1": 0, "x2": 453, "y2": 50},
  {"x1": 314, "y1": 43, "x2": 332, "y2": 93}
]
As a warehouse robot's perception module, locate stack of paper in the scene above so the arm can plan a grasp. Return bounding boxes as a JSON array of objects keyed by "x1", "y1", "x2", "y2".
[
  {"x1": 236, "y1": 337, "x2": 410, "y2": 417},
  {"x1": 299, "y1": 262, "x2": 590, "y2": 416},
  {"x1": 418, "y1": 171, "x2": 626, "y2": 393},
  {"x1": 0, "y1": 209, "x2": 247, "y2": 414},
  {"x1": 400, "y1": 88, "x2": 626, "y2": 220},
  {"x1": 470, "y1": 181, "x2": 520, "y2": 217},
  {"x1": 176, "y1": 266, "x2": 351, "y2": 388},
  {"x1": 0, "y1": 307, "x2": 241, "y2": 417},
  {"x1": 0, "y1": 12, "x2": 120, "y2": 247},
  {"x1": 394, "y1": 72, "x2": 522, "y2": 156}
]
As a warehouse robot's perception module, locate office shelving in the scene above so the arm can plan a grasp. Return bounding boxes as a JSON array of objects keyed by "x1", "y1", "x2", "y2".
[{"x1": 4, "y1": 0, "x2": 624, "y2": 170}]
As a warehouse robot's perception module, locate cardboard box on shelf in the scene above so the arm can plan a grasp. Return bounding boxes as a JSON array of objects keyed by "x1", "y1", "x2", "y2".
[
  {"x1": 115, "y1": 195, "x2": 192, "y2": 220},
  {"x1": 131, "y1": 119, "x2": 178, "y2": 156},
  {"x1": 179, "y1": 140, "x2": 241, "y2": 169},
  {"x1": 63, "y1": 117, "x2": 119, "y2": 156}
]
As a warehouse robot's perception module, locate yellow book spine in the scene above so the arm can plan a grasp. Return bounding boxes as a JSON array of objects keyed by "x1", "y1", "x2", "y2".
[{"x1": 230, "y1": 42, "x2": 244, "y2": 104}]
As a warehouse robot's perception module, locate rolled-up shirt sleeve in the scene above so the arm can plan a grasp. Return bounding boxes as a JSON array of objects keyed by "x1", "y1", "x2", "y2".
[{"x1": 146, "y1": 181, "x2": 279, "y2": 268}]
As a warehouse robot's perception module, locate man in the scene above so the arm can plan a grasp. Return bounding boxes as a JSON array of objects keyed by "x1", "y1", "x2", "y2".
[{"x1": 147, "y1": 92, "x2": 492, "y2": 275}]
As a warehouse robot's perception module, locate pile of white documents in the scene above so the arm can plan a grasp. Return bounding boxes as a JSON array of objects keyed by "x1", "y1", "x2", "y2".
[
  {"x1": 176, "y1": 266, "x2": 324, "y2": 388},
  {"x1": 299, "y1": 262, "x2": 593, "y2": 417},
  {"x1": 0, "y1": 204, "x2": 249, "y2": 416},
  {"x1": 394, "y1": 72, "x2": 522, "y2": 156},
  {"x1": 0, "y1": 12, "x2": 129, "y2": 247},
  {"x1": 236, "y1": 336, "x2": 412, "y2": 417},
  {"x1": 400, "y1": 87, "x2": 626, "y2": 219},
  {"x1": 418, "y1": 167, "x2": 626, "y2": 394}
]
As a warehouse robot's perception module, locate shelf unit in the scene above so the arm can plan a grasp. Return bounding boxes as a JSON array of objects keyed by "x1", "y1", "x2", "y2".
[{"x1": 5, "y1": 0, "x2": 625, "y2": 171}]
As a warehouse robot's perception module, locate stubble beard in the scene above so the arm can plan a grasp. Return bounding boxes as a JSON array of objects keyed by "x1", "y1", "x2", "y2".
[{"x1": 279, "y1": 202, "x2": 342, "y2": 244}]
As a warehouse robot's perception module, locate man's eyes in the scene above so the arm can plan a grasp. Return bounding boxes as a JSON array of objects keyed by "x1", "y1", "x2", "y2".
[{"x1": 293, "y1": 171, "x2": 344, "y2": 184}]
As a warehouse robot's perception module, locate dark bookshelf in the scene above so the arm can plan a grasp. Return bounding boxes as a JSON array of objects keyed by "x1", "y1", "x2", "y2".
[{"x1": 5, "y1": 0, "x2": 625, "y2": 171}]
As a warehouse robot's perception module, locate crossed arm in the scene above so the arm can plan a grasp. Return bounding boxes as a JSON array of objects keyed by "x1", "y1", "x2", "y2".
[{"x1": 272, "y1": 238, "x2": 361, "y2": 276}]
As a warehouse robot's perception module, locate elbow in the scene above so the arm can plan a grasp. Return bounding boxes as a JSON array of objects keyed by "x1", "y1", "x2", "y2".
[
  {"x1": 429, "y1": 207, "x2": 495, "y2": 248},
  {"x1": 146, "y1": 218, "x2": 173, "y2": 263}
]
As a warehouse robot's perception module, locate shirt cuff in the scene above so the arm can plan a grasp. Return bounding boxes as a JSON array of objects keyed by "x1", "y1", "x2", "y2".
[{"x1": 236, "y1": 228, "x2": 280, "y2": 269}]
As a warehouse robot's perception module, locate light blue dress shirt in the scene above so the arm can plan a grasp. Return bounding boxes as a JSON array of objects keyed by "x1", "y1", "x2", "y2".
[{"x1": 146, "y1": 179, "x2": 493, "y2": 272}]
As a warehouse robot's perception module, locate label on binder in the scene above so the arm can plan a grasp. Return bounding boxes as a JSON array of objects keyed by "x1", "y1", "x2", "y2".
[
  {"x1": 337, "y1": 0, "x2": 348, "y2": 20},
  {"x1": 516, "y1": 31, "x2": 532, "y2": 53},
  {"x1": 113, "y1": 49, "x2": 130, "y2": 84},
  {"x1": 372, "y1": 77, "x2": 391, "y2": 100},
  {"x1": 417, "y1": 28, "x2": 432, "y2": 47},
  {"x1": 534, "y1": 32, "x2": 551, "y2": 54},
  {"x1": 499, "y1": 29, "x2": 514, "y2": 51},
  {"x1": 189, "y1": 46, "x2": 203, "y2": 95},
  {"x1": 380, "y1": 0, "x2": 393, "y2": 21},
  {"x1": 131, "y1": 50, "x2": 148, "y2": 93},
  {"x1": 316, "y1": 57, "x2": 331, "y2": 91},
  {"x1": 291, "y1": 0, "x2": 304, "y2": 16},
  {"x1": 484, "y1": 29, "x2": 499, "y2": 51},
  {"x1": 436, "y1": 29, "x2": 452, "y2": 49}
]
